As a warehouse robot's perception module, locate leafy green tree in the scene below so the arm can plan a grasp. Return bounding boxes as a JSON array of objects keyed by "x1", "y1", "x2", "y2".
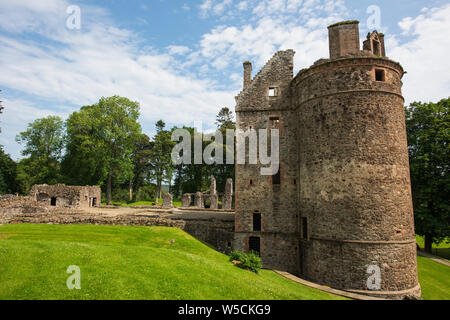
[
  {"x1": 129, "y1": 133, "x2": 154, "y2": 201},
  {"x1": 150, "y1": 120, "x2": 175, "y2": 202},
  {"x1": 215, "y1": 107, "x2": 235, "y2": 130},
  {"x1": 63, "y1": 96, "x2": 141, "y2": 204},
  {"x1": 406, "y1": 98, "x2": 450, "y2": 253},
  {"x1": 0, "y1": 147, "x2": 18, "y2": 194},
  {"x1": 214, "y1": 107, "x2": 235, "y2": 193},
  {"x1": 15, "y1": 116, "x2": 65, "y2": 188}
]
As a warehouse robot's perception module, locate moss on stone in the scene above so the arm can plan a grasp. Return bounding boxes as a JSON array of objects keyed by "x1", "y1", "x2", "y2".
[{"x1": 328, "y1": 20, "x2": 359, "y2": 28}]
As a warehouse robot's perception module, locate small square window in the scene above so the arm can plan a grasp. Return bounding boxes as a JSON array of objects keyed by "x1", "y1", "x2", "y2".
[
  {"x1": 268, "y1": 87, "x2": 277, "y2": 97},
  {"x1": 269, "y1": 116, "x2": 280, "y2": 129},
  {"x1": 375, "y1": 69, "x2": 385, "y2": 82}
]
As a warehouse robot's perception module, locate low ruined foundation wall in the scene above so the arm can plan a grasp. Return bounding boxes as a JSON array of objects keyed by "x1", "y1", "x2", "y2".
[
  {"x1": 182, "y1": 220, "x2": 234, "y2": 253},
  {"x1": 3, "y1": 210, "x2": 235, "y2": 254}
]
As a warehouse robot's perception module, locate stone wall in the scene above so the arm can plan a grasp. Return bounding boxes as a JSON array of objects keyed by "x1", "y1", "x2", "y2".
[
  {"x1": 30, "y1": 184, "x2": 101, "y2": 208},
  {"x1": 234, "y1": 21, "x2": 420, "y2": 299},
  {"x1": 1, "y1": 207, "x2": 235, "y2": 255},
  {"x1": 291, "y1": 54, "x2": 419, "y2": 298},
  {"x1": 234, "y1": 49, "x2": 300, "y2": 275}
]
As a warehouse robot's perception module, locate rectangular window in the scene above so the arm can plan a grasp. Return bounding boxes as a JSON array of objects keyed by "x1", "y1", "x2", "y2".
[
  {"x1": 249, "y1": 236, "x2": 260, "y2": 255},
  {"x1": 268, "y1": 87, "x2": 276, "y2": 97},
  {"x1": 253, "y1": 213, "x2": 261, "y2": 231},
  {"x1": 272, "y1": 170, "x2": 281, "y2": 185},
  {"x1": 50, "y1": 197, "x2": 57, "y2": 206},
  {"x1": 375, "y1": 69, "x2": 385, "y2": 82},
  {"x1": 269, "y1": 116, "x2": 280, "y2": 129},
  {"x1": 302, "y1": 217, "x2": 308, "y2": 239}
]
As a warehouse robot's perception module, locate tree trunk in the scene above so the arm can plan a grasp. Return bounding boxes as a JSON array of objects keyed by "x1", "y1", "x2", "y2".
[
  {"x1": 107, "y1": 171, "x2": 112, "y2": 205},
  {"x1": 424, "y1": 234, "x2": 433, "y2": 253},
  {"x1": 129, "y1": 180, "x2": 133, "y2": 202}
]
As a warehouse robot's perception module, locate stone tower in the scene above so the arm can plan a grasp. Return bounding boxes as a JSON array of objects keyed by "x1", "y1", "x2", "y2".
[
  {"x1": 234, "y1": 20, "x2": 421, "y2": 299},
  {"x1": 234, "y1": 49, "x2": 300, "y2": 275}
]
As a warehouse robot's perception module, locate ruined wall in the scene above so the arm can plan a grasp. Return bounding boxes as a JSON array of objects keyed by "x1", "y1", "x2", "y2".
[
  {"x1": 291, "y1": 54, "x2": 420, "y2": 299},
  {"x1": 30, "y1": 184, "x2": 101, "y2": 208},
  {"x1": 235, "y1": 50, "x2": 300, "y2": 275}
]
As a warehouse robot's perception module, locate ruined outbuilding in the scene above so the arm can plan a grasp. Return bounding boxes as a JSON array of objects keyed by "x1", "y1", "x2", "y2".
[
  {"x1": 30, "y1": 184, "x2": 101, "y2": 208},
  {"x1": 181, "y1": 178, "x2": 234, "y2": 210}
]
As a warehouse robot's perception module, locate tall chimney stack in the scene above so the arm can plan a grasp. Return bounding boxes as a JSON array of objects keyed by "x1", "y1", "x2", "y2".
[
  {"x1": 328, "y1": 20, "x2": 360, "y2": 59},
  {"x1": 243, "y1": 61, "x2": 252, "y2": 89}
]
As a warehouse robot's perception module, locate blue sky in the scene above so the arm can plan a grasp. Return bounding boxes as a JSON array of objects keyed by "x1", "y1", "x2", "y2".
[{"x1": 0, "y1": 0, "x2": 449, "y2": 160}]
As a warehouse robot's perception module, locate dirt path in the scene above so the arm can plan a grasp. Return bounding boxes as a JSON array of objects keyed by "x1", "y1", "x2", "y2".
[{"x1": 417, "y1": 250, "x2": 450, "y2": 267}]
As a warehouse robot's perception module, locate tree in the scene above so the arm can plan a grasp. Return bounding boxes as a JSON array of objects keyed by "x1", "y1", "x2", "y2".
[
  {"x1": 0, "y1": 147, "x2": 18, "y2": 194},
  {"x1": 15, "y1": 116, "x2": 65, "y2": 188},
  {"x1": 129, "y1": 133, "x2": 153, "y2": 201},
  {"x1": 214, "y1": 107, "x2": 236, "y2": 193},
  {"x1": 62, "y1": 96, "x2": 141, "y2": 204},
  {"x1": 215, "y1": 107, "x2": 234, "y2": 130},
  {"x1": 406, "y1": 98, "x2": 450, "y2": 253},
  {"x1": 150, "y1": 120, "x2": 175, "y2": 202}
]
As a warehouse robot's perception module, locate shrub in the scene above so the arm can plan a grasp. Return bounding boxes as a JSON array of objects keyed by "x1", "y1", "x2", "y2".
[{"x1": 229, "y1": 250, "x2": 262, "y2": 274}]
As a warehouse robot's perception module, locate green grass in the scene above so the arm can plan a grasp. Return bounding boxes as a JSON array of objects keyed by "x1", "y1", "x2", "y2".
[
  {"x1": 416, "y1": 235, "x2": 450, "y2": 260},
  {"x1": 0, "y1": 224, "x2": 345, "y2": 300},
  {"x1": 417, "y1": 256, "x2": 450, "y2": 300}
]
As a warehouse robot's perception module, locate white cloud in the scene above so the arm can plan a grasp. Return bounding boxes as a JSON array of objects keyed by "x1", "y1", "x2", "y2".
[
  {"x1": 197, "y1": 0, "x2": 348, "y2": 72},
  {"x1": 389, "y1": 4, "x2": 450, "y2": 104},
  {"x1": 0, "y1": 0, "x2": 236, "y2": 159},
  {"x1": 167, "y1": 45, "x2": 191, "y2": 55},
  {"x1": 0, "y1": 98, "x2": 69, "y2": 160},
  {"x1": 200, "y1": 0, "x2": 214, "y2": 18}
]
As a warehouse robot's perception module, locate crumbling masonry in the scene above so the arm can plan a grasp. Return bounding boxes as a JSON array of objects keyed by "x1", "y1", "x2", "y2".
[
  {"x1": 234, "y1": 21, "x2": 420, "y2": 299},
  {"x1": 30, "y1": 184, "x2": 101, "y2": 208},
  {"x1": 181, "y1": 178, "x2": 233, "y2": 210}
]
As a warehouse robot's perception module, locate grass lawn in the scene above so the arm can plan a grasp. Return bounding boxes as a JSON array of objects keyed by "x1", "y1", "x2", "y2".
[
  {"x1": 0, "y1": 224, "x2": 345, "y2": 300},
  {"x1": 417, "y1": 256, "x2": 450, "y2": 300},
  {"x1": 416, "y1": 235, "x2": 450, "y2": 260}
]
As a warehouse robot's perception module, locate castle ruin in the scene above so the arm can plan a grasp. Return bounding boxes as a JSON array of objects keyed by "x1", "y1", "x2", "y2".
[
  {"x1": 30, "y1": 184, "x2": 101, "y2": 208},
  {"x1": 234, "y1": 21, "x2": 420, "y2": 299}
]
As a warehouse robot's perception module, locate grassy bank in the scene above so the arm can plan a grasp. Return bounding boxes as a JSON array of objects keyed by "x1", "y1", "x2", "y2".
[{"x1": 0, "y1": 224, "x2": 344, "y2": 300}]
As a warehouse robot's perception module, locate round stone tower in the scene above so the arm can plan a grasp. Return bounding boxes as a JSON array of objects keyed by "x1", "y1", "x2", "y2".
[{"x1": 292, "y1": 21, "x2": 421, "y2": 299}]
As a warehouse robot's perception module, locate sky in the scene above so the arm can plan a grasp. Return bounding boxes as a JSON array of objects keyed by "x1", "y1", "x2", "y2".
[{"x1": 0, "y1": 0, "x2": 449, "y2": 160}]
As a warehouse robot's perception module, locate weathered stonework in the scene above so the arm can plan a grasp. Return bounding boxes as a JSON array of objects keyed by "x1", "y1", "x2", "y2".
[
  {"x1": 162, "y1": 193, "x2": 173, "y2": 208},
  {"x1": 194, "y1": 192, "x2": 204, "y2": 208},
  {"x1": 181, "y1": 194, "x2": 191, "y2": 207},
  {"x1": 210, "y1": 178, "x2": 219, "y2": 210},
  {"x1": 30, "y1": 184, "x2": 101, "y2": 208},
  {"x1": 223, "y1": 178, "x2": 233, "y2": 210},
  {"x1": 234, "y1": 21, "x2": 420, "y2": 299}
]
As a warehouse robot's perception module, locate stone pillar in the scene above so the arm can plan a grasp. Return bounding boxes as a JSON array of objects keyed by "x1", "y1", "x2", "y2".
[
  {"x1": 223, "y1": 178, "x2": 233, "y2": 210},
  {"x1": 194, "y1": 192, "x2": 204, "y2": 208},
  {"x1": 181, "y1": 194, "x2": 191, "y2": 207},
  {"x1": 210, "y1": 178, "x2": 218, "y2": 209},
  {"x1": 162, "y1": 193, "x2": 173, "y2": 208}
]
